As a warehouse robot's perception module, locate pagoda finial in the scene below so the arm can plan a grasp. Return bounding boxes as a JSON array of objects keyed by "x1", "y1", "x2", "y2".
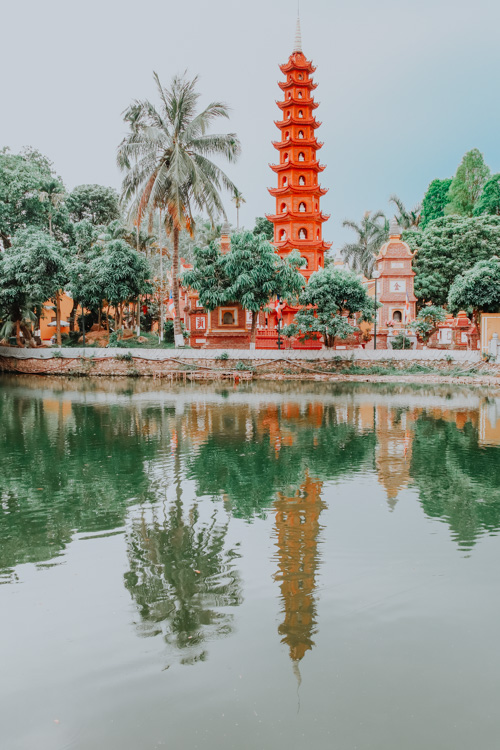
[
  {"x1": 389, "y1": 217, "x2": 402, "y2": 237},
  {"x1": 293, "y1": 14, "x2": 302, "y2": 53}
]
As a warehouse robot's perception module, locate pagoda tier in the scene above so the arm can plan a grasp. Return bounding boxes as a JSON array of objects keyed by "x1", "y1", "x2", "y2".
[
  {"x1": 272, "y1": 139, "x2": 323, "y2": 150},
  {"x1": 267, "y1": 210, "x2": 330, "y2": 222},
  {"x1": 269, "y1": 185, "x2": 328, "y2": 197},
  {"x1": 268, "y1": 25, "x2": 330, "y2": 280},
  {"x1": 276, "y1": 98, "x2": 319, "y2": 110},
  {"x1": 278, "y1": 79, "x2": 318, "y2": 91},
  {"x1": 271, "y1": 160, "x2": 325, "y2": 173},
  {"x1": 274, "y1": 118, "x2": 321, "y2": 128}
]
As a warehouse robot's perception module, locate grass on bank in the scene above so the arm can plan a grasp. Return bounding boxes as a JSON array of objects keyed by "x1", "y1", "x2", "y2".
[{"x1": 59, "y1": 332, "x2": 186, "y2": 350}]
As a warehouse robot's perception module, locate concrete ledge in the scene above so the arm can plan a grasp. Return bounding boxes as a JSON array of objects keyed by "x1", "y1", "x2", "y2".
[{"x1": 0, "y1": 346, "x2": 482, "y2": 363}]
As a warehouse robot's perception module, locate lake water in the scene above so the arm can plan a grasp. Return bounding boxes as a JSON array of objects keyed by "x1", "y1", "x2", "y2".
[{"x1": 1, "y1": 376, "x2": 500, "y2": 750}]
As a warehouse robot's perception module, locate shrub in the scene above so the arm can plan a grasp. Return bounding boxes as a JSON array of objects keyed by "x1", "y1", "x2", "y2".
[
  {"x1": 215, "y1": 352, "x2": 229, "y2": 361},
  {"x1": 115, "y1": 352, "x2": 133, "y2": 362},
  {"x1": 235, "y1": 360, "x2": 254, "y2": 372},
  {"x1": 391, "y1": 333, "x2": 412, "y2": 350}
]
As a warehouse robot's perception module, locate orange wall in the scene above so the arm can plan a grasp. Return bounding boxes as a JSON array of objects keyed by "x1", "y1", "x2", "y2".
[
  {"x1": 39, "y1": 293, "x2": 74, "y2": 341},
  {"x1": 480, "y1": 313, "x2": 500, "y2": 354}
]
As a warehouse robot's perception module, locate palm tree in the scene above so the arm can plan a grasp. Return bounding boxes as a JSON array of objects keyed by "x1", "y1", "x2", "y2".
[
  {"x1": 117, "y1": 72, "x2": 241, "y2": 344},
  {"x1": 231, "y1": 189, "x2": 246, "y2": 230},
  {"x1": 341, "y1": 211, "x2": 388, "y2": 278},
  {"x1": 389, "y1": 194, "x2": 422, "y2": 229}
]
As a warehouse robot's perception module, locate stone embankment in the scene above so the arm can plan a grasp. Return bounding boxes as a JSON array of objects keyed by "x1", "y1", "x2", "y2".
[{"x1": 1, "y1": 346, "x2": 499, "y2": 387}]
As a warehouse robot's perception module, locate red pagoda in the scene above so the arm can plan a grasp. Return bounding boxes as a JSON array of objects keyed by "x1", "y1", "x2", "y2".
[{"x1": 267, "y1": 19, "x2": 331, "y2": 282}]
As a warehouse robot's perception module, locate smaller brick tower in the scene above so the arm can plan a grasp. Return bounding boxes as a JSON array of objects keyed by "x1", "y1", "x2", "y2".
[{"x1": 374, "y1": 219, "x2": 416, "y2": 334}]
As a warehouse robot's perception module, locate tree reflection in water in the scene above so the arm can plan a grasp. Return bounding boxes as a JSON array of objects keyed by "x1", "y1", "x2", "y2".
[
  {"x1": 123, "y1": 463, "x2": 242, "y2": 664},
  {"x1": 410, "y1": 414, "x2": 500, "y2": 550},
  {"x1": 0, "y1": 389, "x2": 163, "y2": 576}
]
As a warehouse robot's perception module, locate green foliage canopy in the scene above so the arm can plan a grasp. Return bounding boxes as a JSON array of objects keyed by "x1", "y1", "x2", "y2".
[
  {"x1": 448, "y1": 257, "x2": 500, "y2": 315},
  {"x1": 409, "y1": 305, "x2": 446, "y2": 343},
  {"x1": 0, "y1": 228, "x2": 68, "y2": 340},
  {"x1": 97, "y1": 239, "x2": 151, "y2": 309},
  {"x1": 474, "y1": 173, "x2": 500, "y2": 217},
  {"x1": 0, "y1": 148, "x2": 67, "y2": 248},
  {"x1": 183, "y1": 232, "x2": 304, "y2": 341},
  {"x1": 445, "y1": 148, "x2": 490, "y2": 217},
  {"x1": 420, "y1": 178, "x2": 452, "y2": 228},
  {"x1": 253, "y1": 216, "x2": 274, "y2": 241},
  {"x1": 413, "y1": 215, "x2": 500, "y2": 306},
  {"x1": 66, "y1": 184, "x2": 121, "y2": 225},
  {"x1": 283, "y1": 267, "x2": 374, "y2": 348}
]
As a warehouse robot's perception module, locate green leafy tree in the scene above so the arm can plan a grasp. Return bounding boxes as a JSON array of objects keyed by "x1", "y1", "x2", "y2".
[
  {"x1": 448, "y1": 257, "x2": 500, "y2": 318},
  {"x1": 0, "y1": 228, "x2": 68, "y2": 345},
  {"x1": 97, "y1": 239, "x2": 151, "y2": 331},
  {"x1": 445, "y1": 148, "x2": 490, "y2": 216},
  {"x1": 420, "y1": 178, "x2": 452, "y2": 228},
  {"x1": 66, "y1": 184, "x2": 121, "y2": 225},
  {"x1": 283, "y1": 267, "x2": 374, "y2": 348},
  {"x1": 413, "y1": 215, "x2": 500, "y2": 306},
  {"x1": 409, "y1": 305, "x2": 446, "y2": 344},
  {"x1": 389, "y1": 195, "x2": 422, "y2": 229},
  {"x1": 341, "y1": 210, "x2": 388, "y2": 277},
  {"x1": 183, "y1": 231, "x2": 304, "y2": 345},
  {"x1": 117, "y1": 72, "x2": 241, "y2": 343},
  {"x1": 66, "y1": 221, "x2": 106, "y2": 332},
  {"x1": 0, "y1": 148, "x2": 66, "y2": 248},
  {"x1": 474, "y1": 174, "x2": 500, "y2": 216},
  {"x1": 253, "y1": 216, "x2": 274, "y2": 241}
]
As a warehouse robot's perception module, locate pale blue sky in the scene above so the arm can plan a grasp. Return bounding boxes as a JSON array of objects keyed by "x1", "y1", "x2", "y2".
[{"x1": 2, "y1": 0, "x2": 500, "y2": 252}]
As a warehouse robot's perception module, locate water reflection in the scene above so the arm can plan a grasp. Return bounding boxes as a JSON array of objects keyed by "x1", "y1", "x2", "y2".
[
  {"x1": 1, "y1": 378, "x2": 500, "y2": 664},
  {"x1": 124, "y1": 499, "x2": 241, "y2": 665},
  {"x1": 273, "y1": 473, "x2": 325, "y2": 668}
]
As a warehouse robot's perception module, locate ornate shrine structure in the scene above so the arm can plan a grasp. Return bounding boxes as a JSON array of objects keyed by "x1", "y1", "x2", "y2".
[{"x1": 267, "y1": 19, "x2": 331, "y2": 289}]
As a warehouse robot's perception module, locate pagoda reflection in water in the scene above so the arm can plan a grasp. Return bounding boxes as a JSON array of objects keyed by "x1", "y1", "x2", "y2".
[{"x1": 273, "y1": 473, "x2": 325, "y2": 669}]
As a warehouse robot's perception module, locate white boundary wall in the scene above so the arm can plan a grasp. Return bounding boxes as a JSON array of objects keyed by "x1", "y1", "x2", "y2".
[{"x1": 0, "y1": 347, "x2": 482, "y2": 363}]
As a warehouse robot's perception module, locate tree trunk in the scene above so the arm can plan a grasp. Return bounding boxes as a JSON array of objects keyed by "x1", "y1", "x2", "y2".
[
  {"x1": 20, "y1": 323, "x2": 35, "y2": 347},
  {"x1": 16, "y1": 319, "x2": 21, "y2": 347},
  {"x1": 250, "y1": 310, "x2": 258, "y2": 348},
  {"x1": 172, "y1": 226, "x2": 184, "y2": 346},
  {"x1": 98, "y1": 306, "x2": 102, "y2": 330},
  {"x1": 136, "y1": 297, "x2": 141, "y2": 337},
  {"x1": 55, "y1": 290, "x2": 62, "y2": 346},
  {"x1": 69, "y1": 299, "x2": 77, "y2": 332},
  {"x1": 0, "y1": 232, "x2": 12, "y2": 250}
]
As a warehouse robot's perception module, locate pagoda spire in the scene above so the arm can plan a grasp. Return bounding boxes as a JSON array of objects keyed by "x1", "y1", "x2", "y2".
[{"x1": 293, "y1": 15, "x2": 302, "y2": 53}]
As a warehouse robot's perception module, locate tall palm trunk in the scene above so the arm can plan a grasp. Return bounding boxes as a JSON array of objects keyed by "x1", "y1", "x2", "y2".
[{"x1": 172, "y1": 227, "x2": 184, "y2": 346}]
